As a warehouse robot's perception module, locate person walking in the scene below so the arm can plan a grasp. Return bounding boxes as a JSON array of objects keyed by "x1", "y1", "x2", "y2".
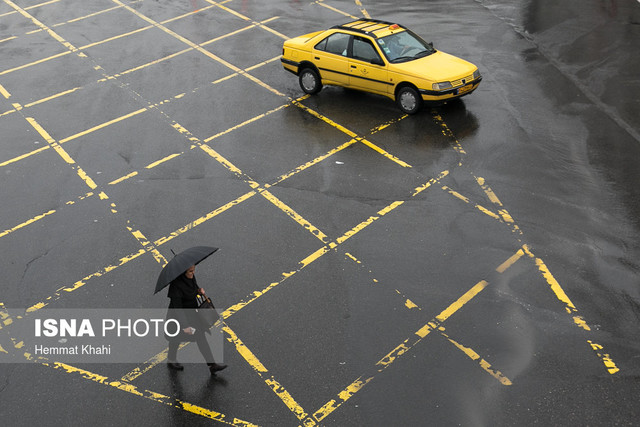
[{"x1": 165, "y1": 264, "x2": 227, "y2": 375}]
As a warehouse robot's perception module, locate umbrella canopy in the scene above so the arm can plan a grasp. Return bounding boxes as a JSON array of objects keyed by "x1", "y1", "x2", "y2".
[{"x1": 154, "y1": 246, "x2": 219, "y2": 294}]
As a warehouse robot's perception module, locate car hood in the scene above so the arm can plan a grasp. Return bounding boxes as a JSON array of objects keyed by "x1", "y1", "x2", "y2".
[{"x1": 392, "y1": 51, "x2": 477, "y2": 81}]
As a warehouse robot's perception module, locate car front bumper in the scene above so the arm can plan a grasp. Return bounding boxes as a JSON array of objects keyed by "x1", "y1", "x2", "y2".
[{"x1": 419, "y1": 76, "x2": 482, "y2": 100}]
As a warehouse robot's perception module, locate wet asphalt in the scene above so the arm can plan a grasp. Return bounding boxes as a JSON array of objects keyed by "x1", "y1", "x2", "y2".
[{"x1": 1, "y1": 0, "x2": 639, "y2": 425}]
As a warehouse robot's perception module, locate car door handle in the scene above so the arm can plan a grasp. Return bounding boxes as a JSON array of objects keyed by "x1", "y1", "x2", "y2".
[
  {"x1": 314, "y1": 56, "x2": 320, "y2": 60},
  {"x1": 350, "y1": 65, "x2": 357, "y2": 69}
]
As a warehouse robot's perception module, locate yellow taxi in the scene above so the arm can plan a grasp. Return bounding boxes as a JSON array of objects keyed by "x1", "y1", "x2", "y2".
[{"x1": 281, "y1": 19, "x2": 481, "y2": 114}]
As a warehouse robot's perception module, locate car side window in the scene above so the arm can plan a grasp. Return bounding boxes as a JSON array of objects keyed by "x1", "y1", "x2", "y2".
[
  {"x1": 315, "y1": 32, "x2": 350, "y2": 56},
  {"x1": 351, "y1": 36, "x2": 382, "y2": 63}
]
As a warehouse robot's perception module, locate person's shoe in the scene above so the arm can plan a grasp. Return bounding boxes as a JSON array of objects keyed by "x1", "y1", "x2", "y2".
[
  {"x1": 168, "y1": 361, "x2": 184, "y2": 370},
  {"x1": 208, "y1": 363, "x2": 227, "y2": 374}
]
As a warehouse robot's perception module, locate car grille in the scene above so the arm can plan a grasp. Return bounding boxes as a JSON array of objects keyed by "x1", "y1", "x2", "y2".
[{"x1": 452, "y1": 74, "x2": 474, "y2": 87}]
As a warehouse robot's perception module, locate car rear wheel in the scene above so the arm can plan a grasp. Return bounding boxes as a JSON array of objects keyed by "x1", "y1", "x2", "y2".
[
  {"x1": 396, "y1": 86, "x2": 422, "y2": 114},
  {"x1": 299, "y1": 68, "x2": 322, "y2": 95}
]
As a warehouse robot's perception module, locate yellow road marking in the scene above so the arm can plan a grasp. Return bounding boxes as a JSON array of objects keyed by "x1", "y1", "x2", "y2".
[
  {"x1": 314, "y1": 248, "x2": 523, "y2": 422},
  {"x1": 522, "y1": 244, "x2": 619, "y2": 374},
  {"x1": 25, "y1": 117, "x2": 98, "y2": 189},
  {"x1": 108, "y1": 171, "x2": 138, "y2": 185},
  {"x1": 203, "y1": 101, "x2": 291, "y2": 143},
  {"x1": 0, "y1": 83, "x2": 10, "y2": 98},
  {"x1": 260, "y1": 189, "x2": 330, "y2": 243},
  {"x1": 112, "y1": 0, "x2": 285, "y2": 98},
  {"x1": 145, "y1": 153, "x2": 182, "y2": 169},
  {"x1": 58, "y1": 107, "x2": 148, "y2": 144},
  {"x1": 314, "y1": 0, "x2": 359, "y2": 19},
  {"x1": 358, "y1": 137, "x2": 412, "y2": 168},
  {"x1": 223, "y1": 324, "x2": 315, "y2": 425},
  {"x1": 45, "y1": 361, "x2": 258, "y2": 426},
  {"x1": 442, "y1": 332, "x2": 513, "y2": 385},
  {"x1": 0, "y1": 0, "x2": 60, "y2": 18},
  {"x1": 23, "y1": 87, "x2": 82, "y2": 108},
  {"x1": 0, "y1": 210, "x2": 56, "y2": 239}
]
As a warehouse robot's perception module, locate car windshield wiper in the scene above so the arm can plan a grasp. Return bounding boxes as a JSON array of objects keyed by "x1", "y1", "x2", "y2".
[
  {"x1": 414, "y1": 50, "x2": 433, "y2": 58},
  {"x1": 389, "y1": 56, "x2": 415, "y2": 63}
]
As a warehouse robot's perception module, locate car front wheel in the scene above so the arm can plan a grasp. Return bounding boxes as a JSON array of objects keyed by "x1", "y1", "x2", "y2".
[
  {"x1": 299, "y1": 68, "x2": 322, "y2": 94},
  {"x1": 396, "y1": 86, "x2": 422, "y2": 114}
]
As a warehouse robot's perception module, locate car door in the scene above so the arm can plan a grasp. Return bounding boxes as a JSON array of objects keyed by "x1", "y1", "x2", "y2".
[
  {"x1": 312, "y1": 32, "x2": 351, "y2": 86},
  {"x1": 347, "y1": 36, "x2": 390, "y2": 95}
]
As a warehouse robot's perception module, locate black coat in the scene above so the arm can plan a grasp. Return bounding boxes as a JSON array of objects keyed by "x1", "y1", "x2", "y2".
[{"x1": 165, "y1": 273, "x2": 201, "y2": 333}]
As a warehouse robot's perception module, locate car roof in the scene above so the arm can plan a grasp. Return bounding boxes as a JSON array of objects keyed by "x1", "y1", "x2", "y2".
[{"x1": 331, "y1": 19, "x2": 407, "y2": 39}]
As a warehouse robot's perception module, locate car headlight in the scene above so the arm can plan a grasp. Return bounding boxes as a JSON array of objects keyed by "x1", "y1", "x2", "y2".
[
  {"x1": 473, "y1": 69, "x2": 481, "y2": 80},
  {"x1": 432, "y1": 81, "x2": 452, "y2": 91}
]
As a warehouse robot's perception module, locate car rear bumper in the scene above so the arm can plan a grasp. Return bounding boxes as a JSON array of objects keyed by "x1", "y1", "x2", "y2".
[{"x1": 281, "y1": 57, "x2": 299, "y2": 75}]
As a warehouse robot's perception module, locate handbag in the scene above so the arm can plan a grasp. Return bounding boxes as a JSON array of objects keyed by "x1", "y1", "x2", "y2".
[{"x1": 195, "y1": 295, "x2": 220, "y2": 330}]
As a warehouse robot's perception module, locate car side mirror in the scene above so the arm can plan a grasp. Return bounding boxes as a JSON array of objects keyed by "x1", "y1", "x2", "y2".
[
  {"x1": 370, "y1": 58, "x2": 385, "y2": 66},
  {"x1": 428, "y1": 42, "x2": 434, "y2": 48}
]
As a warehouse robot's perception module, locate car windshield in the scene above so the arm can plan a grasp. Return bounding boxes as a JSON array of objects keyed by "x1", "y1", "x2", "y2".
[{"x1": 376, "y1": 30, "x2": 435, "y2": 63}]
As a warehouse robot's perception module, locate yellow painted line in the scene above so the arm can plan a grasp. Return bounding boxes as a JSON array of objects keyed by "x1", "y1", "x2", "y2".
[
  {"x1": 0, "y1": 50, "x2": 72, "y2": 76},
  {"x1": 260, "y1": 189, "x2": 330, "y2": 243},
  {"x1": 0, "y1": 209, "x2": 56, "y2": 239},
  {"x1": 358, "y1": 137, "x2": 412, "y2": 168},
  {"x1": 25, "y1": 248, "x2": 146, "y2": 312},
  {"x1": 292, "y1": 101, "x2": 358, "y2": 138},
  {"x1": 145, "y1": 153, "x2": 182, "y2": 169},
  {"x1": 46, "y1": 362, "x2": 258, "y2": 426},
  {"x1": 354, "y1": 0, "x2": 371, "y2": 18},
  {"x1": 23, "y1": 87, "x2": 82, "y2": 108},
  {"x1": 271, "y1": 137, "x2": 355, "y2": 186},
  {"x1": 0, "y1": 0, "x2": 59, "y2": 17},
  {"x1": 522, "y1": 245, "x2": 576, "y2": 312},
  {"x1": 442, "y1": 185, "x2": 469, "y2": 203},
  {"x1": 442, "y1": 332, "x2": 512, "y2": 385},
  {"x1": 154, "y1": 191, "x2": 257, "y2": 247},
  {"x1": 587, "y1": 340, "x2": 620, "y2": 374},
  {"x1": 0, "y1": 83, "x2": 10, "y2": 99},
  {"x1": 79, "y1": 25, "x2": 153, "y2": 50},
  {"x1": 223, "y1": 324, "x2": 315, "y2": 424},
  {"x1": 336, "y1": 201, "x2": 405, "y2": 245},
  {"x1": 203, "y1": 102, "x2": 290, "y2": 143},
  {"x1": 412, "y1": 170, "x2": 450, "y2": 196},
  {"x1": 25, "y1": 117, "x2": 98, "y2": 189},
  {"x1": 171, "y1": 122, "x2": 256, "y2": 186},
  {"x1": 108, "y1": 171, "x2": 138, "y2": 185},
  {"x1": 0, "y1": 35, "x2": 17, "y2": 43},
  {"x1": 58, "y1": 107, "x2": 148, "y2": 144},
  {"x1": 112, "y1": 0, "x2": 285, "y2": 98},
  {"x1": 475, "y1": 176, "x2": 502, "y2": 206},
  {"x1": 496, "y1": 249, "x2": 525, "y2": 273},
  {"x1": 431, "y1": 110, "x2": 467, "y2": 157},
  {"x1": 315, "y1": 248, "x2": 525, "y2": 422},
  {"x1": 522, "y1": 244, "x2": 620, "y2": 374},
  {"x1": 4, "y1": 0, "x2": 78, "y2": 52},
  {"x1": 314, "y1": 0, "x2": 359, "y2": 19}
]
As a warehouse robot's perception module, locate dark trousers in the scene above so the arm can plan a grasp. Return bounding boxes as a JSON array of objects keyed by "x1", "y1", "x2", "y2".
[{"x1": 167, "y1": 330, "x2": 215, "y2": 364}]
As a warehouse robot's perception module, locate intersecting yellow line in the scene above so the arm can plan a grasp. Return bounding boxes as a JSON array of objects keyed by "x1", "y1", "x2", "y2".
[
  {"x1": 38, "y1": 360, "x2": 258, "y2": 426},
  {"x1": 112, "y1": 0, "x2": 285, "y2": 98},
  {"x1": 312, "y1": 249, "x2": 524, "y2": 423},
  {"x1": 223, "y1": 324, "x2": 316, "y2": 426},
  {"x1": 341, "y1": 250, "x2": 513, "y2": 386},
  {"x1": 0, "y1": 1, "x2": 225, "y2": 76},
  {"x1": 0, "y1": 0, "x2": 59, "y2": 18},
  {"x1": 314, "y1": 0, "x2": 359, "y2": 19}
]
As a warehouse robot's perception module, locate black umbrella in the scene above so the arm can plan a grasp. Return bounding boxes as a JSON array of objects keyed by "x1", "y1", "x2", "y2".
[{"x1": 154, "y1": 246, "x2": 219, "y2": 294}]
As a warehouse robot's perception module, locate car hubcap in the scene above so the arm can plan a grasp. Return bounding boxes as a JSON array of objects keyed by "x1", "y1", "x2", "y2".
[
  {"x1": 302, "y1": 72, "x2": 316, "y2": 91},
  {"x1": 400, "y1": 92, "x2": 416, "y2": 111}
]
